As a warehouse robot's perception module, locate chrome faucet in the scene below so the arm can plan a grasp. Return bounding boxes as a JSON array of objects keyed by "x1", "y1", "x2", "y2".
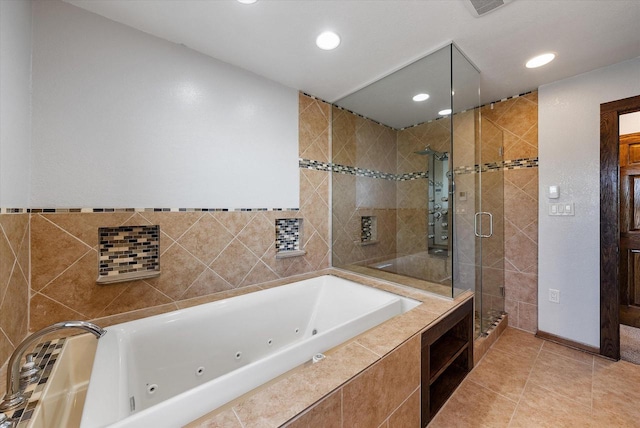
[{"x1": 0, "y1": 321, "x2": 106, "y2": 411}]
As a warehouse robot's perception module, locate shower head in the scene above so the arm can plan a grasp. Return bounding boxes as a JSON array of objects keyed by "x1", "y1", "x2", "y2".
[
  {"x1": 415, "y1": 146, "x2": 448, "y2": 161},
  {"x1": 414, "y1": 146, "x2": 437, "y2": 156}
]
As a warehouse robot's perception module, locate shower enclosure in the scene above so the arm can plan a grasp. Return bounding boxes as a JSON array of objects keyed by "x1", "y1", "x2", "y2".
[{"x1": 330, "y1": 44, "x2": 504, "y2": 338}]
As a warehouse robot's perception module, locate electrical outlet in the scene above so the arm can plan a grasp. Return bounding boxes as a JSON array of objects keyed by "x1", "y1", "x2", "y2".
[{"x1": 549, "y1": 289, "x2": 560, "y2": 303}]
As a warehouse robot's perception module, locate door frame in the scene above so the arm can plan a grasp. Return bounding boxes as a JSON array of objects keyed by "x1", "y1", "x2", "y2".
[{"x1": 600, "y1": 94, "x2": 640, "y2": 360}]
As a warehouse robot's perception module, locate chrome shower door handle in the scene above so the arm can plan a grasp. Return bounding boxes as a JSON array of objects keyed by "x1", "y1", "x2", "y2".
[{"x1": 474, "y1": 212, "x2": 493, "y2": 238}]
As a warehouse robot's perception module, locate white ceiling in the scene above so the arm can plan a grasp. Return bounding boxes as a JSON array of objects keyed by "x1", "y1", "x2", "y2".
[{"x1": 65, "y1": 0, "x2": 640, "y2": 106}]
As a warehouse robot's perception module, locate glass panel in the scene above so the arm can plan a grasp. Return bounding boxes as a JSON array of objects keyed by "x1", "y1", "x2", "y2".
[
  {"x1": 331, "y1": 46, "x2": 456, "y2": 298},
  {"x1": 450, "y1": 45, "x2": 481, "y2": 337},
  {"x1": 479, "y1": 117, "x2": 505, "y2": 334},
  {"x1": 330, "y1": 44, "x2": 493, "y2": 314}
]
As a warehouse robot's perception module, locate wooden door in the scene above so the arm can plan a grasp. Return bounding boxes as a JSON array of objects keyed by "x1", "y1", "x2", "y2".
[{"x1": 619, "y1": 132, "x2": 640, "y2": 327}]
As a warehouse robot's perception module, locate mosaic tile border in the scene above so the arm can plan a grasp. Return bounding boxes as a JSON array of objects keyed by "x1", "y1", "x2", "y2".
[
  {"x1": 1, "y1": 154, "x2": 538, "y2": 214},
  {"x1": 453, "y1": 157, "x2": 539, "y2": 175},
  {"x1": 300, "y1": 157, "x2": 538, "y2": 180},
  {"x1": 0, "y1": 208, "x2": 28, "y2": 214},
  {"x1": 299, "y1": 159, "x2": 428, "y2": 181},
  {"x1": 18, "y1": 207, "x2": 300, "y2": 214},
  {"x1": 6, "y1": 338, "x2": 66, "y2": 427}
]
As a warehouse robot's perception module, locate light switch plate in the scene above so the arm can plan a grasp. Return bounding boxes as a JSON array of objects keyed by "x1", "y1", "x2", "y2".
[{"x1": 549, "y1": 202, "x2": 575, "y2": 216}]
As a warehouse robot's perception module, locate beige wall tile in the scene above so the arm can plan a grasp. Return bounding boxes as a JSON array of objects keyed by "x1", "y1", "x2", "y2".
[
  {"x1": 343, "y1": 336, "x2": 420, "y2": 427},
  {"x1": 497, "y1": 93, "x2": 539, "y2": 331},
  {"x1": 0, "y1": 214, "x2": 29, "y2": 257},
  {"x1": 504, "y1": 271, "x2": 537, "y2": 304},
  {"x1": 181, "y1": 269, "x2": 234, "y2": 300},
  {"x1": 138, "y1": 211, "x2": 205, "y2": 241},
  {"x1": 0, "y1": 329, "x2": 14, "y2": 382},
  {"x1": 99, "y1": 281, "x2": 172, "y2": 317},
  {"x1": 186, "y1": 408, "x2": 244, "y2": 428},
  {"x1": 388, "y1": 388, "x2": 420, "y2": 428},
  {"x1": 30, "y1": 293, "x2": 85, "y2": 332},
  {"x1": 284, "y1": 390, "x2": 341, "y2": 428},
  {"x1": 178, "y1": 214, "x2": 235, "y2": 265},
  {"x1": 146, "y1": 243, "x2": 208, "y2": 299},
  {"x1": 39, "y1": 249, "x2": 130, "y2": 318},
  {"x1": 0, "y1": 230, "x2": 14, "y2": 301},
  {"x1": 31, "y1": 214, "x2": 92, "y2": 291},
  {"x1": 518, "y1": 302, "x2": 538, "y2": 333},
  {"x1": 42, "y1": 212, "x2": 133, "y2": 248},
  {"x1": 0, "y1": 269, "x2": 29, "y2": 345}
]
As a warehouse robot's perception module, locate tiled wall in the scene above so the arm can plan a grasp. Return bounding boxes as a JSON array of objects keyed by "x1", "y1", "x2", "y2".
[
  {"x1": 481, "y1": 92, "x2": 539, "y2": 332},
  {"x1": 396, "y1": 118, "x2": 450, "y2": 257},
  {"x1": 331, "y1": 105, "x2": 398, "y2": 266},
  {"x1": 332, "y1": 92, "x2": 539, "y2": 332},
  {"x1": 28, "y1": 93, "x2": 331, "y2": 331},
  {"x1": 0, "y1": 214, "x2": 30, "y2": 366}
]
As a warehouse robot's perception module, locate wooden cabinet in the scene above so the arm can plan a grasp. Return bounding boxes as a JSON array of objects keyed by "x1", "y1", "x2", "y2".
[{"x1": 421, "y1": 298, "x2": 473, "y2": 426}]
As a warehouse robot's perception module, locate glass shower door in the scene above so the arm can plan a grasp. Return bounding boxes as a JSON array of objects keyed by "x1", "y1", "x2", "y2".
[{"x1": 477, "y1": 117, "x2": 505, "y2": 334}]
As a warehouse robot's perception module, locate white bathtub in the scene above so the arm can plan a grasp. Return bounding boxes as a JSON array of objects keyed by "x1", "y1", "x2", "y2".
[{"x1": 80, "y1": 275, "x2": 419, "y2": 428}]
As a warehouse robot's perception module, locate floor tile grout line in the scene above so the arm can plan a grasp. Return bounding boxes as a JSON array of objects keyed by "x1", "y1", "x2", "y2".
[
  {"x1": 522, "y1": 340, "x2": 596, "y2": 411},
  {"x1": 540, "y1": 340, "x2": 595, "y2": 367},
  {"x1": 465, "y1": 378, "x2": 519, "y2": 405},
  {"x1": 506, "y1": 340, "x2": 544, "y2": 427}
]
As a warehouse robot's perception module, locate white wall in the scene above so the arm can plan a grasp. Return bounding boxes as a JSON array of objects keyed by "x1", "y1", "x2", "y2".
[
  {"x1": 538, "y1": 57, "x2": 640, "y2": 347},
  {"x1": 31, "y1": 0, "x2": 299, "y2": 209},
  {"x1": 620, "y1": 111, "x2": 640, "y2": 135},
  {"x1": 0, "y1": 0, "x2": 32, "y2": 208}
]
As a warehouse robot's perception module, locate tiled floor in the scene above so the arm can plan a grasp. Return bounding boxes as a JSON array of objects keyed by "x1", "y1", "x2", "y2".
[{"x1": 430, "y1": 328, "x2": 640, "y2": 427}]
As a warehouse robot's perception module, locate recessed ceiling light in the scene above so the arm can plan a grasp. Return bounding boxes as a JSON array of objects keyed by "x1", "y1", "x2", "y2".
[
  {"x1": 316, "y1": 31, "x2": 341, "y2": 50},
  {"x1": 237, "y1": 0, "x2": 257, "y2": 4},
  {"x1": 439, "y1": 109, "x2": 452, "y2": 116},
  {"x1": 526, "y1": 53, "x2": 556, "y2": 69},
  {"x1": 412, "y1": 93, "x2": 430, "y2": 102}
]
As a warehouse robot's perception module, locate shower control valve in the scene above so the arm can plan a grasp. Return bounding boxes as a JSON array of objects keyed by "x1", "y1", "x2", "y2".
[
  {"x1": 434, "y1": 204, "x2": 441, "y2": 210},
  {"x1": 433, "y1": 212, "x2": 442, "y2": 219}
]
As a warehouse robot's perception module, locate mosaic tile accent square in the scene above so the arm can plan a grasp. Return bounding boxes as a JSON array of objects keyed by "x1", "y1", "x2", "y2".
[
  {"x1": 98, "y1": 225, "x2": 160, "y2": 283},
  {"x1": 275, "y1": 218, "x2": 302, "y2": 252}
]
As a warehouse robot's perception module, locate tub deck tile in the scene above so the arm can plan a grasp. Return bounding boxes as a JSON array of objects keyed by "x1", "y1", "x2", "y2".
[{"x1": 230, "y1": 342, "x2": 379, "y2": 428}]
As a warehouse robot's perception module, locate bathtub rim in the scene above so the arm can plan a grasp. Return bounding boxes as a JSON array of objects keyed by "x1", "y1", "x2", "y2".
[
  {"x1": 80, "y1": 273, "x2": 422, "y2": 428},
  {"x1": 58, "y1": 268, "x2": 470, "y2": 428}
]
